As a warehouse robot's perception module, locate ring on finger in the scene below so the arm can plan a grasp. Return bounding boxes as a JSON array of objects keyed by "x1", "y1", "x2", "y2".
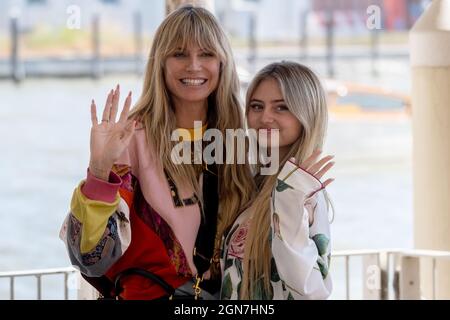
[{"x1": 101, "y1": 119, "x2": 109, "y2": 123}]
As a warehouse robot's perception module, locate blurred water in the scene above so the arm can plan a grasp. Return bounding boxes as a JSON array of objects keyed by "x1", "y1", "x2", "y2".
[{"x1": 0, "y1": 58, "x2": 413, "y2": 299}]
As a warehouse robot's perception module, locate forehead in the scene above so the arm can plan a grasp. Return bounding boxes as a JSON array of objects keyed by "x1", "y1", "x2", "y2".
[
  {"x1": 251, "y1": 78, "x2": 283, "y2": 101},
  {"x1": 174, "y1": 42, "x2": 207, "y2": 51}
]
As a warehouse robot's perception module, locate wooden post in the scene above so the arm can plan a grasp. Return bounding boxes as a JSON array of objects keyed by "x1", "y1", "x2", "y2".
[
  {"x1": 325, "y1": 7, "x2": 335, "y2": 78},
  {"x1": 133, "y1": 11, "x2": 143, "y2": 75},
  {"x1": 10, "y1": 14, "x2": 23, "y2": 82},
  {"x1": 91, "y1": 14, "x2": 101, "y2": 79},
  {"x1": 369, "y1": 0, "x2": 383, "y2": 77},
  {"x1": 370, "y1": 28, "x2": 379, "y2": 77},
  {"x1": 247, "y1": 12, "x2": 257, "y2": 72},
  {"x1": 299, "y1": 7, "x2": 309, "y2": 60},
  {"x1": 166, "y1": 0, "x2": 215, "y2": 15},
  {"x1": 410, "y1": 0, "x2": 450, "y2": 299}
]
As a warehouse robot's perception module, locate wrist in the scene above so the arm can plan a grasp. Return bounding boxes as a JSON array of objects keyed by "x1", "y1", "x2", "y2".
[{"x1": 89, "y1": 161, "x2": 112, "y2": 181}]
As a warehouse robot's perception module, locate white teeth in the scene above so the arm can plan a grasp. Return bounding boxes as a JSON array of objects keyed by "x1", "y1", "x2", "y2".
[{"x1": 181, "y1": 79, "x2": 206, "y2": 86}]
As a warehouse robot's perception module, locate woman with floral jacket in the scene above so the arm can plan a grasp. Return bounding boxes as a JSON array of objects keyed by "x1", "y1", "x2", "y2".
[{"x1": 220, "y1": 62, "x2": 334, "y2": 300}]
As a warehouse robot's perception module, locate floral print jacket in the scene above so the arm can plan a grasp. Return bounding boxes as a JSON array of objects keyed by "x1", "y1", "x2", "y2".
[{"x1": 220, "y1": 160, "x2": 332, "y2": 300}]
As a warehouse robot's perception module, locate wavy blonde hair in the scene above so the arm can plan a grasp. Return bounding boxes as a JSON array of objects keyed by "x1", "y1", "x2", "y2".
[
  {"x1": 240, "y1": 61, "x2": 328, "y2": 299},
  {"x1": 129, "y1": 5, "x2": 255, "y2": 275}
]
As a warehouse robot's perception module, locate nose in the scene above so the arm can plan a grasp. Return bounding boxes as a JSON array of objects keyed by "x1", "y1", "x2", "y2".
[
  {"x1": 186, "y1": 55, "x2": 201, "y2": 72},
  {"x1": 260, "y1": 108, "x2": 275, "y2": 125}
]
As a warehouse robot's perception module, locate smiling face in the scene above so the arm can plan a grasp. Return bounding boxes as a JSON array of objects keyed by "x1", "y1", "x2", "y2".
[
  {"x1": 247, "y1": 77, "x2": 302, "y2": 156},
  {"x1": 164, "y1": 42, "x2": 220, "y2": 107}
]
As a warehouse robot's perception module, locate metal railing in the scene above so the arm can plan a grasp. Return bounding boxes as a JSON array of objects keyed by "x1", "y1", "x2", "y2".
[
  {"x1": 0, "y1": 267, "x2": 77, "y2": 300},
  {"x1": 331, "y1": 248, "x2": 450, "y2": 300},
  {"x1": 1, "y1": 249, "x2": 449, "y2": 300}
]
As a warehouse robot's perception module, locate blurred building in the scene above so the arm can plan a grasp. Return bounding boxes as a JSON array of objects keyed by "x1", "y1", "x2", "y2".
[
  {"x1": 217, "y1": 0, "x2": 431, "y2": 41},
  {"x1": 0, "y1": 0, "x2": 432, "y2": 40},
  {"x1": 0, "y1": 0, "x2": 165, "y2": 35}
]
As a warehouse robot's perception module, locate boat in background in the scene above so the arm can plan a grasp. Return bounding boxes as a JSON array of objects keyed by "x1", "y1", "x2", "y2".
[{"x1": 324, "y1": 79, "x2": 411, "y2": 120}]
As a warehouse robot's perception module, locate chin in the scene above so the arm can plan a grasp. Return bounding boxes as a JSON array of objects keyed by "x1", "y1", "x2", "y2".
[
  {"x1": 258, "y1": 139, "x2": 280, "y2": 149},
  {"x1": 181, "y1": 96, "x2": 210, "y2": 103},
  {"x1": 180, "y1": 92, "x2": 212, "y2": 102}
]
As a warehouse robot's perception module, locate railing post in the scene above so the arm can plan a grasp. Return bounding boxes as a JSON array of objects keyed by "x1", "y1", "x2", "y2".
[
  {"x1": 64, "y1": 273, "x2": 69, "y2": 300},
  {"x1": 362, "y1": 253, "x2": 382, "y2": 299},
  {"x1": 77, "y1": 271, "x2": 98, "y2": 300},
  {"x1": 345, "y1": 256, "x2": 350, "y2": 299},
  {"x1": 432, "y1": 258, "x2": 437, "y2": 300},
  {"x1": 398, "y1": 256, "x2": 421, "y2": 299},
  {"x1": 36, "y1": 275, "x2": 42, "y2": 300},
  {"x1": 10, "y1": 277, "x2": 15, "y2": 300},
  {"x1": 393, "y1": 253, "x2": 400, "y2": 299},
  {"x1": 381, "y1": 252, "x2": 390, "y2": 300}
]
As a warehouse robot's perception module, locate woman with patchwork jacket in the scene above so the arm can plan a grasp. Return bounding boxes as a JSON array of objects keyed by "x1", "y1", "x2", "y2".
[{"x1": 59, "y1": 5, "x2": 254, "y2": 300}]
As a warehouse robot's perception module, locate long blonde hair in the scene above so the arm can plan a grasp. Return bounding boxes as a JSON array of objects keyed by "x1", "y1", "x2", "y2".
[
  {"x1": 129, "y1": 5, "x2": 254, "y2": 274},
  {"x1": 240, "y1": 61, "x2": 328, "y2": 299}
]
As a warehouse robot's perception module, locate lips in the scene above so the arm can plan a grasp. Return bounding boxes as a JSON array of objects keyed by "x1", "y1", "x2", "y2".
[{"x1": 179, "y1": 78, "x2": 207, "y2": 86}]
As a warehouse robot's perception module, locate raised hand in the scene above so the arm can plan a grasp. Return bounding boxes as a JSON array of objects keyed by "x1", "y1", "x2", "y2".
[
  {"x1": 88, "y1": 84, "x2": 136, "y2": 181},
  {"x1": 293, "y1": 149, "x2": 335, "y2": 188}
]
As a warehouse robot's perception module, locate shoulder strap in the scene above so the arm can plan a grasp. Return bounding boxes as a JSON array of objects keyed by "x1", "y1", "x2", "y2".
[
  {"x1": 113, "y1": 268, "x2": 175, "y2": 298},
  {"x1": 193, "y1": 163, "x2": 219, "y2": 275},
  {"x1": 81, "y1": 268, "x2": 176, "y2": 299}
]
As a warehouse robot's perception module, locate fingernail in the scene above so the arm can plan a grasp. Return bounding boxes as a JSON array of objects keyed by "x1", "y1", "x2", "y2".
[
  {"x1": 91, "y1": 99, "x2": 94, "y2": 104},
  {"x1": 289, "y1": 157, "x2": 296, "y2": 162},
  {"x1": 128, "y1": 91, "x2": 132, "y2": 97}
]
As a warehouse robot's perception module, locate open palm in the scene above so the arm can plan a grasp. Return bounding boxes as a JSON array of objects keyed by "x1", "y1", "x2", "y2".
[
  {"x1": 89, "y1": 85, "x2": 136, "y2": 180},
  {"x1": 294, "y1": 149, "x2": 335, "y2": 188}
]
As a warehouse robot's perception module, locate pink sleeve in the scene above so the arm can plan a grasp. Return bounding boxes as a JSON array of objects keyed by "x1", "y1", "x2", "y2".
[{"x1": 80, "y1": 169, "x2": 122, "y2": 203}]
